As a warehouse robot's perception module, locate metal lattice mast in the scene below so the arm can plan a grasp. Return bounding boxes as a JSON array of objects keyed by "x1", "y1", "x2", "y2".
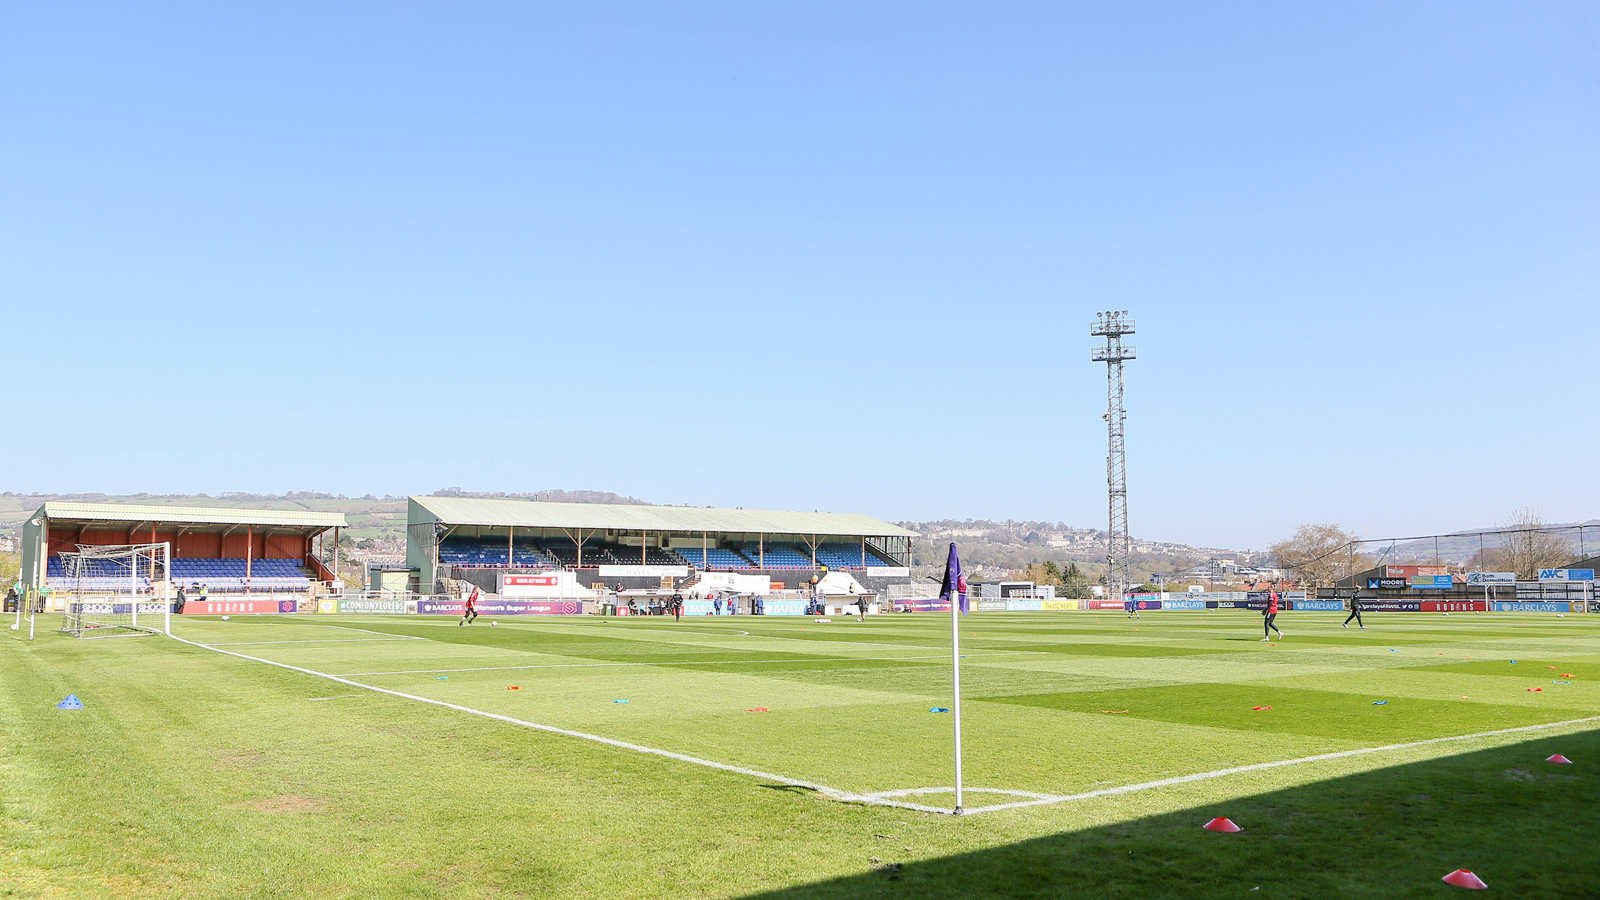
[{"x1": 1091, "y1": 311, "x2": 1136, "y2": 601}]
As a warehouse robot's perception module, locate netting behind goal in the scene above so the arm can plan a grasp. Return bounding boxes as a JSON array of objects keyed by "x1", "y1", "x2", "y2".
[{"x1": 59, "y1": 543, "x2": 172, "y2": 638}]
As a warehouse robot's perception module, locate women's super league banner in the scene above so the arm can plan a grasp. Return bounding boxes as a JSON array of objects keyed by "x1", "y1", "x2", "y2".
[
  {"x1": 896, "y1": 598, "x2": 952, "y2": 612},
  {"x1": 417, "y1": 598, "x2": 581, "y2": 615}
]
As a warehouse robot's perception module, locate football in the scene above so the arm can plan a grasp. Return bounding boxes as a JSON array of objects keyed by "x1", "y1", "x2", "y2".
[
  {"x1": 221, "y1": 615, "x2": 230, "y2": 621},
  {"x1": 491, "y1": 621, "x2": 499, "y2": 627}
]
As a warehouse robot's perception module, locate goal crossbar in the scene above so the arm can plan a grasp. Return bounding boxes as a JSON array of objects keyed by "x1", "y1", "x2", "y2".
[{"x1": 59, "y1": 542, "x2": 173, "y2": 638}]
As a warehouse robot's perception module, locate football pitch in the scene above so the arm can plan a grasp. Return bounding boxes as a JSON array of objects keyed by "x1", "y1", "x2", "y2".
[{"x1": 3, "y1": 610, "x2": 1597, "y2": 898}]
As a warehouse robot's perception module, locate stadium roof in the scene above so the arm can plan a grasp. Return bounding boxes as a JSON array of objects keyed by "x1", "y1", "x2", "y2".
[
  {"x1": 38, "y1": 502, "x2": 347, "y2": 529},
  {"x1": 409, "y1": 496, "x2": 916, "y2": 538}
]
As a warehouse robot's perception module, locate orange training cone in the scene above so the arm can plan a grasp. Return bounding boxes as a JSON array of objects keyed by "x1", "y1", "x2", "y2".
[
  {"x1": 1547, "y1": 754, "x2": 1572, "y2": 764},
  {"x1": 1442, "y1": 869, "x2": 1487, "y2": 889},
  {"x1": 1202, "y1": 817, "x2": 1241, "y2": 833}
]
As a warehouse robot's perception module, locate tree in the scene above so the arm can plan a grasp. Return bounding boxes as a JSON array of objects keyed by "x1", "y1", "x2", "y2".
[
  {"x1": 1499, "y1": 507, "x2": 1572, "y2": 579},
  {"x1": 1269, "y1": 523, "x2": 1363, "y2": 588}
]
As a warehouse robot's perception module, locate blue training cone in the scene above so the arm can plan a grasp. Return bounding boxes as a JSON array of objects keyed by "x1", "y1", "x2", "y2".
[{"x1": 57, "y1": 695, "x2": 84, "y2": 710}]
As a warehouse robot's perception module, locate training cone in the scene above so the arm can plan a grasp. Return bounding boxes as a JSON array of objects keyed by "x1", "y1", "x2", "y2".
[
  {"x1": 1547, "y1": 754, "x2": 1572, "y2": 764},
  {"x1": 56, "y1": 694, "x2": 84, "y2": 710},
  {"x1": 1442, "y1": 870, "x2": 1487, "y2": 889},
  {"x1": 1202, "y1": 817, "x2": 1241, "y2": 833}
]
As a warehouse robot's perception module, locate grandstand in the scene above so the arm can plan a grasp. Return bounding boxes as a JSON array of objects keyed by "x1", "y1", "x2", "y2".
[
  {"x1": 20, "y1": 502, "x2": 348, "y2": 598},
  {"x1": 407, "y1": 496, "x2": 915, "y2": 592}
]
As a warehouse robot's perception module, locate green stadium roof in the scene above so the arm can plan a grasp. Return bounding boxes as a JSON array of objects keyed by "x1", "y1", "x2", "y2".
[
  {"x1": 409, "y1": 496, "x2": 915, "y2": 538},
  {"x1": 39, "y1": 502, "x2": 346, "y2": 529}
]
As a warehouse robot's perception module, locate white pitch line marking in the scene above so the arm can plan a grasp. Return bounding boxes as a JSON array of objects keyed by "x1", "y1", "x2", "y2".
[
  {"x1": 208, "y1": 638, "x2": 425, "y2": 646},
  {"x1": 165, "y1": 632, "x2": 1600, "y2": 817},
  {"x1": 338, "y1": 652, "x2": 1039, "y2": 677},
  {"x1": 166, "y1": 632, "x2": 948, "y2": 814},
  {"x1": 952, "y1": 714, "x2": 1600, "y2": 814},
  {"x1": 317, "y1": 624, "x2": 428, "y2": 638}
]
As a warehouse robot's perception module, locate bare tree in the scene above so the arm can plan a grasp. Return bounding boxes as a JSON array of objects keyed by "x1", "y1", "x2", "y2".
[
  {"x1": 1269, "y1": 523, "x2": 1366, "y2": 587},
  {"x1": 1499, "y1": 507, "x2": 1572, "y2": 579}
]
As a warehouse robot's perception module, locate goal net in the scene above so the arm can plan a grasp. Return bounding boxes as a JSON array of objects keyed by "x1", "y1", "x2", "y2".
[{"x1": 59, "y1": 543, "x2": 172, "y2": 638}]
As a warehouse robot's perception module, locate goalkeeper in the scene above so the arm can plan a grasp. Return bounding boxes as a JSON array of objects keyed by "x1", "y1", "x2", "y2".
[{"x1": 459, "y1": 587, "x2": 480, "y2": 626}]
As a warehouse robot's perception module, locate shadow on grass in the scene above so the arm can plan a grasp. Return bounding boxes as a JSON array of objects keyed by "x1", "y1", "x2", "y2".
[{"x1": 743, "y1": 730, "x2": 1598, "y2": 900}]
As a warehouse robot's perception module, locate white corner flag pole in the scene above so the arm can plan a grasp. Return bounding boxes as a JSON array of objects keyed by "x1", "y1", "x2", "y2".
[{"x1": 952, "y1": 585, "x2": 964, "y2": 815}]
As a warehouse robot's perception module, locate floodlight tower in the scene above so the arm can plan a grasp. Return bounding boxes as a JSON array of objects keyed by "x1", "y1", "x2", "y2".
[{"x1": 1092, "y1": 311, "x2": 1136, "y2": 603}]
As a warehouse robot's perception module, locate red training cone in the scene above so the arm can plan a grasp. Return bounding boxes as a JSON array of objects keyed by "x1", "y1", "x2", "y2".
[
  {"x1": 1547, "y1": 754, "x2": 1572, "y2": 764},
  {"x1": 1202, "y1": 817, "x2": 1241, "y2": 833},
  {"x1": 1442, "y1": 869, "x2": 1487, "y2": 889}
]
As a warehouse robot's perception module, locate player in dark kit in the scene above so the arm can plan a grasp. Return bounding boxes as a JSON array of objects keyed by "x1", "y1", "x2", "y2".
[
  {"x1": 1343, "y1": 592, "x2": 1365, "y2": 629},
  {"x1": 670, "y1": 591, "x2": 683, "y2": 621},
  {"x1": 1260, "y1": 585, "x2": 1285, "y2": 641},
  {"x1": 459, "y1": 587, "x2": 479, "y2": 626}
]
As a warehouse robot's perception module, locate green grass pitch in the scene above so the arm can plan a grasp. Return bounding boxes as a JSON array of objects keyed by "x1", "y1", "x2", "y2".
[{"x1": 3, "y1": 610, "x2": 1596, "y2": 898}]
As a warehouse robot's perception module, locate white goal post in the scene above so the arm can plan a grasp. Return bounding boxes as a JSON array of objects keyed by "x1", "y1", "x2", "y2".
[{"x1": 59, "y1": 542, "x2": 173, "y2": 638}]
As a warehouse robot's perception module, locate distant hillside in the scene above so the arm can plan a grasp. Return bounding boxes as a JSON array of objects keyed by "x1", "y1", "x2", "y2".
[
  {"x1": 1382, "y1": 520, "x2": 1600, "y2": 566},
  {"x1": 901, "y1": 519, "x2": 1252, "y2": 581},
  {"x1": 429, "y1": 488, "x2": 650, "y2": 505}
]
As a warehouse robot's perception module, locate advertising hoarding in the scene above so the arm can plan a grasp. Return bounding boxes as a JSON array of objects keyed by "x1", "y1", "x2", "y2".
[
  {"x1": 1466, "y1": 572, "x2": 1516, "y2": 585},
  {"x1": 597, "y1": 565, "x2": 689, "y2": 578},
  {"x1": 1040, "y1": 599, "x2": 1080, "y2": 610},
  {"x1": 501, "y1": 572, "x2": 583, "y2": 598},
  {"x1": 1538, "y1": 569, "x2": 1595, "y2": 583},
  {"x1": 181, "y1": 599, "x2": 298, "y2": 615},
  {"x1": 1491, "y1": 601, "x2": 1579, "y2": 613},
  {"x1": 1419, "y1": 600, "x2": 1487, "y2": 612},
  {"x1": 1359, "y1": 599, "x2": 1423, "y2": 612},
  {"x1": 417, "y1": 598, "x2": 581, "y2": 615},
  {"x1": 1408, "y1": 575, "x2": 1453, "y2": 589},
  {"x1": 896, "y1": 598, "x2": 952, "y2": 613},
  {"x1": 336, "y1": 597, "x2": 407, "y2": 614}
]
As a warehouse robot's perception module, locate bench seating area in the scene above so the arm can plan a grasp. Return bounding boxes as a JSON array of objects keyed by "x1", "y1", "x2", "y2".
[
  {"x1": 47, "y1": 557, "x2": 316, "y2": 591},
  {"x1": 677, "y1": 547, "x2": 756, "y2": 569},
  {"x1": 438, "y1": 538, "x2": 552, "y2": 568}
]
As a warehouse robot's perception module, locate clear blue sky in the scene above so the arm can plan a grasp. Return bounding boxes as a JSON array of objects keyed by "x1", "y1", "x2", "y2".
[{"x1": 3, "y1": 3, "x2": 1596, "y2": 549}]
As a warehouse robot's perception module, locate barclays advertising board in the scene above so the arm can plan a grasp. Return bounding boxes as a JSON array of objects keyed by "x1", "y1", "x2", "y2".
[{"x1": 1491, "y1": 601, "x2": 1575, "y2": 613}]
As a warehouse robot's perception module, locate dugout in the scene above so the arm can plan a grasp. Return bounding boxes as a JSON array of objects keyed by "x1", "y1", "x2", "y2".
[
  {"x1": 20, "y1": 502, "x2": 349, "y2": 597},
  {"x1": 407, "y1": 496, "x2": 916, "y2": 594}
]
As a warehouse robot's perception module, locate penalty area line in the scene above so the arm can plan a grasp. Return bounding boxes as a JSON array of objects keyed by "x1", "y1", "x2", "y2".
[
  {"x1": 164, "y1": 632, "x2": 953, "y2": 816},
  {"x1": 952, "y1": 714, "x2": 1600, "y2": 814}
]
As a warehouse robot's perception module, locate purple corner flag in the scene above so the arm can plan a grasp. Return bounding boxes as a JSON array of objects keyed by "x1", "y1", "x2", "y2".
[{"x1": 938, "y1": 542, "x2": 968, "y2": 615}]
